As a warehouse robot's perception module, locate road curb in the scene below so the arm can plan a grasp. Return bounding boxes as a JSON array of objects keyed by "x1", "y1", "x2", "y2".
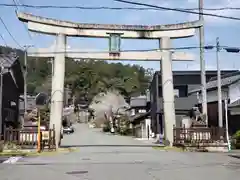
[
  {"x1": 0, "y1": 147, "x2": 78, "y2": 159},
  {"x1": 25, "y1": 147, "x2": 79, "y2": 157},
  {"x1": 152, "y1": 146, "x2": 184, "y2": 152}
]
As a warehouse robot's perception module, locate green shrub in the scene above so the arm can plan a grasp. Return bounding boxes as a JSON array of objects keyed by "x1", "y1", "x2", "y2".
[
  {"x1": 117, "y1": 115, "x2": 132, "y2": 135},
  {"x1": 102, "y1": 121, "x2": 110, "y2": 132},
  {"x1": 232, "y1": 130, "x2": 240, "y2": 149},
  {"x1": 0, "y1": 141, "x2": 4, "y2": 152},
  {"x1": 233, "y1": 130, "x2": 240, "y2": 140}
]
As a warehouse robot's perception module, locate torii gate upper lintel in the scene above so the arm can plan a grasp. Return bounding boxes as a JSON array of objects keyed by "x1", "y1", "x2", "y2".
[{"x1": 17, "y1": 12, "x2": 201, "y2": 147}]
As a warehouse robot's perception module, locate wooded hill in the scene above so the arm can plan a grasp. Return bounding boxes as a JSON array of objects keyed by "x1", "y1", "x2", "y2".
[{"x1": 0, "y1": 46, "x2": 153, "y2": 102}]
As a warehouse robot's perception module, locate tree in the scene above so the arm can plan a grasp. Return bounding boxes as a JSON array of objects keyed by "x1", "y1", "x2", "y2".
[{"x1": 0, "y1": 46, "x2": 153, "y2": 100}]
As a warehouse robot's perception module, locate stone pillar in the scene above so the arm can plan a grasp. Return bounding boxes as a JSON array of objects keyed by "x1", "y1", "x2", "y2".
[
  {"x1": 160, "y1": 37, "x2": 176, "y2": 146},
  {"x1": 50, "y1": 57, "x2": 55, "y2": 126},
  {"x1": 50, "y1": 34, "x2": 66, "y2": 148}
]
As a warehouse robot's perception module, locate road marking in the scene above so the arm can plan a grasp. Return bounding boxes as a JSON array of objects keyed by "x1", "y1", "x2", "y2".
[{"x1": 2, "y1": 157, "x2": 22, "y2": 164}]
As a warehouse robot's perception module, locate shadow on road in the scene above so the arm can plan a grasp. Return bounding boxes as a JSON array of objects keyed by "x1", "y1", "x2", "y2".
[
  {"x1": 228, "y1": 154, "x2": 240, "y2": 159},
  {"x1": 61, "y1": 144, "x2": 164, "y2": 148}
]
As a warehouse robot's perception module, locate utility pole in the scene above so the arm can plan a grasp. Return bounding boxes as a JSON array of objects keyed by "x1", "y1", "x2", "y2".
[
  {"x1": 0, "y1": 63, "x2": 3, "y2": 136},
  {"x1": 23, "y1": 45, "x2": 34, "y2": 115},
  {"x1": 199, "y1": 0, "x2": 208, "y2": 125},
  {"x1": 24, "y1": 49, "x2": 28, "y2": 115},
  {"x1": 216, "y1": 37, "x2": 223, "y2": 127}
]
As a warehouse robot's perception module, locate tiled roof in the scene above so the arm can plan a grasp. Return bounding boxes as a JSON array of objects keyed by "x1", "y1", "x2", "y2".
[
  {"x1": 189, "y1": 72, "x2": 240, "y2": 94},
  {"x1": 0, "y1": 53, "x2": 17, "y2": 68},
  {"x1": 130, "y1": 111, "x2": 150, "y2": 123},
  {"x1": 229, "y1": 99, "x2": 240, "y2": 107}
]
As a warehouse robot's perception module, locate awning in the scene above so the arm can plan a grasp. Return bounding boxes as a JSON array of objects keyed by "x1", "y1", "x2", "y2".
[{"x1": 130, "y1": 111, "x2": 150, "y2": 124}]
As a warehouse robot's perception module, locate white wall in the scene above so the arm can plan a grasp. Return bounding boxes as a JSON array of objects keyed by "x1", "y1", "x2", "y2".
[
  {"x1": 198, "y1": 88, "x2": 228, "y2": 103},
  {"x1": 229, "y1": 80, "x2": 240, "y2": 104}
]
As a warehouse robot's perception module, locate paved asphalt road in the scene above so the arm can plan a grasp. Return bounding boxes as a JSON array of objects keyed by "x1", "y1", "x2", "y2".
[{"x1": 0, "y1": 124, "x2": 239, "y2": 180}]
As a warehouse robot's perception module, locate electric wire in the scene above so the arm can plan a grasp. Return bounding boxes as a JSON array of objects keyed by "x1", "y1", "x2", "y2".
[
  {"x1": 1, "y1": 3, "x2": 240, "y2": 11},
  {"x1": 1, "y1": 2, "x2": 240, "y2": 51},
  {"x1": 0, "y1": 17, "x2": 23, "y2": 49},
  {"x1": 0, "y1": 34, "x2": 8, "y2": 47},
  {"x1": 25, "y1": 45, "x2": 240, "y2": 55},
  {"x1": 11, "y1": 0, "x2": 33, "y2": 41},
  {"x1": 114, "y1": 0, "x2": 240, "y2": 21}
]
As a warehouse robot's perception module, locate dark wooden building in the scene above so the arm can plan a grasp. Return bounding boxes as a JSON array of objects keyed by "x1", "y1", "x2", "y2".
[
  {"x1": 0, "y1": 54, "x2": 24, "y2": 135},
  {"x1": 129, "y1": 96, "x2": 149, "y2": 116},
  {"x1": 150, "y1": 70, "x2": 237, "y2": 135},
  {"x1": 129, "y1": 95, "x2": 151, "y2": 138}
]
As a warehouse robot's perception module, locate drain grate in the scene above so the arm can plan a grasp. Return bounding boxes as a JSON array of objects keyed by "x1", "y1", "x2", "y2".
[{"x1": 66, "y1": 170, "x2": 88, "y2": 175}]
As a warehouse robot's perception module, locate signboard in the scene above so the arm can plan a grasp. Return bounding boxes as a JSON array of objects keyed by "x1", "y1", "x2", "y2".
[
  {"x1": 42, "y1": 131, "x2": 50, "y2": 140},
  {"x1": 109, "y1": 34, "x2": 121, "y2": 53}
]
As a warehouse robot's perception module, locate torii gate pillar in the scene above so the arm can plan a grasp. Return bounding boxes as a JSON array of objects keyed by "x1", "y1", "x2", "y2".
[
  {"x1": 160, "y1": 37, "x2": 175, "y2": 145},
  {"x1": 50, "y1": 34, "x2": 66, "y2": 148}
]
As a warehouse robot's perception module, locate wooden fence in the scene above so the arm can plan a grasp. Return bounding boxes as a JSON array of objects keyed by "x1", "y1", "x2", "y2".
[
  {"x1": 1, "y1": 128, "x2": 56, "y2": 151},
  {"x1": 173, "y1": 126, "x2": 227, "y2": 147}
]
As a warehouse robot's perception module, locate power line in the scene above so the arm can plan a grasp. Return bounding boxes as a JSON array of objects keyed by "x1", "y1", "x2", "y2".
[
  {"x1": 11, "y1": 0, "x2": 34, "y2": 42},
  {"x1": 15, "y1": 0, "x2": 27, "y2": 11},
  {"x1": 114, "y1": 0, "x2": 240, "y2": 21},
  {"x1": 26, "y1": 45, "x2": 238, "y2": 55},
  {"x1": 0, "y1": 34, "x2": 8, "y2": 46},
  {"x1": 11, "y1": 0, "x2": 19, "y2": 11},
  {"x1": 0, "y1": 17, "x2": 23, "y2": 49},
  {"x1": 1, "y1": 3, "x2": 240, "y2": 11}
]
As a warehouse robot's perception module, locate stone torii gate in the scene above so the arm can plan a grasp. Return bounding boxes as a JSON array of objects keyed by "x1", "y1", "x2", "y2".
[{"x1": 17, "y1": 12, "x2": 202, "y2": 147}]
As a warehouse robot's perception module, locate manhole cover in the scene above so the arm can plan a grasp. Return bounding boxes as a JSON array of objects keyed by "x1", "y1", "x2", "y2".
[{"x1": 66, "y1": 171, "x2": 88, "y2": 175}]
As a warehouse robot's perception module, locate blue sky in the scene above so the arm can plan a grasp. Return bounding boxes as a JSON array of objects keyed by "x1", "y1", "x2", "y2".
[{"x1": 1, "y1": 0, "x2": 240, "y2": 71}]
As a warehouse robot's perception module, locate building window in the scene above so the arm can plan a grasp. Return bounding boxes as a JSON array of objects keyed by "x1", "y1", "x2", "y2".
[
  {"x1": 139, "y1": 109, "x2": 146, "y2": 113},
  {"x1": 131, "y1": 109, "x2": 135, "y2": 116},
  {"x1": 174, "y1": 89, "x2": 179, "y2": 98}
]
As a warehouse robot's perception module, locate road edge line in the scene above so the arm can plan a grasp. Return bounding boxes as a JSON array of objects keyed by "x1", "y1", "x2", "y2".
[{"x1": 2, "y1": 157, "x2": 22, "y2": 164}]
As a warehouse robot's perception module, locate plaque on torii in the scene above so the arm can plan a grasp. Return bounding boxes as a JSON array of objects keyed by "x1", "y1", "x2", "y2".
[{"x1": 17, "y1": 12, "x2": 202, "y2": 147}]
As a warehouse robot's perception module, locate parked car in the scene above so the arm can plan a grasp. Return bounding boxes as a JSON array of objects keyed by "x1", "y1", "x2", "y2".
[{"x1": 63, "y1": 126, "x2": 74, "y2": 134}]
